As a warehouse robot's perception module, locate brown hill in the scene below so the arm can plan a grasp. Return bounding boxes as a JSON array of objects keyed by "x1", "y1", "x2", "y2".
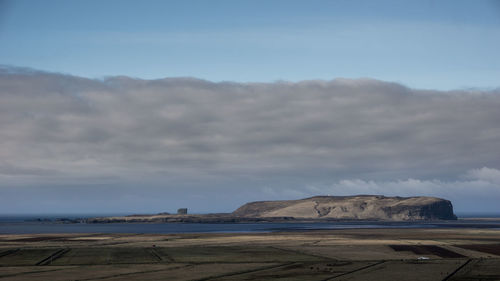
[{"x1": 232, "y1": 195, "x2": 457, "y2": 221}]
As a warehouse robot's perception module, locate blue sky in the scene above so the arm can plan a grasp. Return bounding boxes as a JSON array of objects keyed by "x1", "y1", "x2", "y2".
[{"x1": 1, "y1": 0, "x2": 499, "y2": 90}]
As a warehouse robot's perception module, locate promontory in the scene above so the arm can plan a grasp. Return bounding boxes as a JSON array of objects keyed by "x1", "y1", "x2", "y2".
[{"x1": 87, "y1": 195, "x2": 457, "y2": 223}]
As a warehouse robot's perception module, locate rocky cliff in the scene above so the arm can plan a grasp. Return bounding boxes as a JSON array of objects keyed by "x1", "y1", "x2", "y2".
[{"x1": 232, "y1": 195, "x2": 457, "y2": 221}]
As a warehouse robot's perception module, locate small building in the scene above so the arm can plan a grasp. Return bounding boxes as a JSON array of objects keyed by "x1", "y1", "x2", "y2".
[{"x1": 177, "y1": 208, "x2": 188, "y2": 215}]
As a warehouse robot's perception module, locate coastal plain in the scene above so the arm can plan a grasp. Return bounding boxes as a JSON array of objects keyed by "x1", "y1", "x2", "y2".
[{"x1": 1, "y1": 228, "x2": 500, "y2": 280}]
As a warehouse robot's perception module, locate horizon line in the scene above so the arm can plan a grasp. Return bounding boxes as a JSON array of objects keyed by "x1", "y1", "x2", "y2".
[{"x1": 2, "y1": 64, "x2": 498, "y2": 92}]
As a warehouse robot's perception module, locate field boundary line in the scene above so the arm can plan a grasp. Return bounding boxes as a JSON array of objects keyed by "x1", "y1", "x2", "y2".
[
  {"x1": 77, "y1": 264, "x2": 193, "y2": 281},
  {"x1": 441, "y1": 259, "x2": 472, "y2": 281},
  {"x1": 191, "y1": 262, "x2": 296, "y2": 281},
  {"x1": 0, "y1": 267, "x2": 70, "y2": 279},
  {"x1": 269, "y1": 245, "x2": 337, "y2": 260},
  {"x1": 36, "y1": 248, "x2": 70, "y2": 266},
  {"x1": 320, "y1": 260, "x2": 386, "y2": 281},
  {"x1": 149, "y1": 248, "x2": 163, "y2": 261},
  {"x1": 154, "y1": 247, "x2": 175, "y2": 262},
  {"x1": 0, "y1": 249, "x2": 19, "y2": 258}
]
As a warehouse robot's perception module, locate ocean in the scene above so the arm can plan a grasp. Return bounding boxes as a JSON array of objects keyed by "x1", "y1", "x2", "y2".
[{"x1": 1, "y1": 214, "x2": 500, "y2": 234}]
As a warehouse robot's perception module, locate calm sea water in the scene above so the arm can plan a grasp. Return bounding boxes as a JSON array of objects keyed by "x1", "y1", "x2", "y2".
[{"x1": 1, "y1": 214, "x2": 500, "y2": 234}]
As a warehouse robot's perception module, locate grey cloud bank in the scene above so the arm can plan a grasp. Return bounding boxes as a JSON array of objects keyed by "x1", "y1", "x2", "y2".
[{"x1": 0, "y1": 66, "x2": 499, "y2": 214}]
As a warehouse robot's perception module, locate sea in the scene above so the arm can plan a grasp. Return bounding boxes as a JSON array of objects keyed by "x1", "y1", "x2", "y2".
[{"x1": 1, "y1": 214, "x2": 500, "y2": 234}]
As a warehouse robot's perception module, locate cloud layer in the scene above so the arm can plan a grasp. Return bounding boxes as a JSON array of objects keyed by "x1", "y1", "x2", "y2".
[{"x1": 1, "y1": 66, "x2": 499, "y2": 213}]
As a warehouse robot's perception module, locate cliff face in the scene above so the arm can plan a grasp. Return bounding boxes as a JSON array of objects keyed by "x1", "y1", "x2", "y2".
[{"x1": 232, "y1": 195, "x2": 457, "y2": 221}]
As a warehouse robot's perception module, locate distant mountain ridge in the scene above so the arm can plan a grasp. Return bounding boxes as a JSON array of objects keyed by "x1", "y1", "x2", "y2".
[{"x1": 232, "y1": 195, "x2": 457, "y2": 221}]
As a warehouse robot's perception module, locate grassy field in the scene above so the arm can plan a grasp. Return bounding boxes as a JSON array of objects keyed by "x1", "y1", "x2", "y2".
[
  {"x1": 155, "y1": 246, "x2": 325, "y2": 263},
  {"x1": 1, "y1": 228, "x2": 500, "y2": 280},
  {"x1": 0, "y1": 249, "x2": 60, "y2": 266}
]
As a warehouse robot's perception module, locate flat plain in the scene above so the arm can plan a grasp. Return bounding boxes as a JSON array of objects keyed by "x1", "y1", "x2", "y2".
[{"x1": 1, "y1": 228, "x2": 500, "y2": 280}]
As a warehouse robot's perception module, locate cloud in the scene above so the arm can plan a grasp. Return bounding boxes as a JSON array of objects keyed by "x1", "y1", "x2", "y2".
[
  {"x1": 326, "y1": 169, "x2": 500, "y2": 198},
  {"x1": 264, "y1": 168, "x2": 500, "y2": 213},
  {"x1": 0, "y1": 66, "x2": 499, "y2": 186},
  {"x1": 465, "y1": 167, "x2": 500, "y2": 184},
  {"x1": 1, "y1": 66, "x2": 500, "y2": 213}
]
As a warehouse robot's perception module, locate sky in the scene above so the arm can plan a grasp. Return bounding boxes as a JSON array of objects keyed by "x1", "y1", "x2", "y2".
[
  {"x1": 0, "y1": 0, "x2": 499, "y2": 215},
  {"x1": 1, "y1": 0, "x2": 500, "y2": 89}
]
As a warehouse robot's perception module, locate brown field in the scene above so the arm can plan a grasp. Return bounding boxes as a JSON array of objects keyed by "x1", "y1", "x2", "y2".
[
  {"x1": 388, "y1": 245, "x2": 466, "y2": 258},
  {"x1": 455, "y1": 243, "x2": 500, "y2": 256},
  {"x1": 1, "y1": 228, "x2": 500, "y2": 280}
]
